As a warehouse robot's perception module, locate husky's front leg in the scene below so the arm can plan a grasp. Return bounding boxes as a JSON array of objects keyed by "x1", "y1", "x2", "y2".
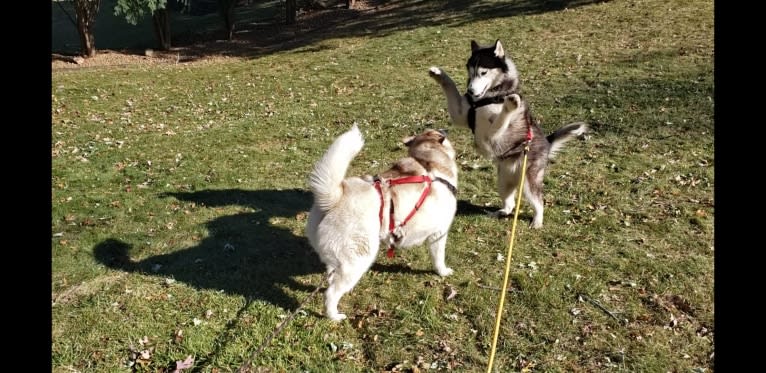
[
  {"x1": 428, "y1": 67, "x2": 470, "y2": 128},
  {"x1": 492, "y1": 94, "x2": 523, "y2": 133},
  {"x1": 427, "y1": 232, "x2": 454, "y2": 277}
]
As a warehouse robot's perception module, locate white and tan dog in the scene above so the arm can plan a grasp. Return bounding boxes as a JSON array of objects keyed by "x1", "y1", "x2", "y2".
[{"x1": 306, "y1": 125, "x2": 458, "y2": 321}]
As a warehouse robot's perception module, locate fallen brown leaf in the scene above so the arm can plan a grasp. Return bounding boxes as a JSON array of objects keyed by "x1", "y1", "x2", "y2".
[
  {"x1": 444, "y1": 285, "x2": 457, "y2": 301},
  {"x1": 173, "y1": 355, "x2": 194, "y2": 372}
]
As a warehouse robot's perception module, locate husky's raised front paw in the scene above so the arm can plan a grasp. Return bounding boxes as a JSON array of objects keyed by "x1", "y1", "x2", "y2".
[
  {"x1": 428, "y1": 67, "x2": 443, "y2": 79},
  {"x1": 503, "y1": 94, "x2": 521, "y2": 112}
]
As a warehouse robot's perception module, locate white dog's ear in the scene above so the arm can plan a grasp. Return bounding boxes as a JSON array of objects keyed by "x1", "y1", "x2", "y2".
[
  {"x1": 470, "y1": 40, "x2": 480, "y2": 52},
  {"x1": 436, "y1": 129, "x2": 448, "y2": 143},
  {"x1": 493, "y1": 39, "x2": 504, "y2": 58},
  {"x1": 402, "y1": 135, "x2": 416, "y2": 147}
]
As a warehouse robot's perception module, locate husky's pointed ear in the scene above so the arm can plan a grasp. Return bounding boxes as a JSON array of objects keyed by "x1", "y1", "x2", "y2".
[
  {"x1": 402, "y1": 135, "x2": 416, "y2": 147},
  {"x1": 494, "y1": 39, "x2": 505, "y2": 58},
  {"x1": 470, "y1": 40, "x2": 480, "y2": 52}
]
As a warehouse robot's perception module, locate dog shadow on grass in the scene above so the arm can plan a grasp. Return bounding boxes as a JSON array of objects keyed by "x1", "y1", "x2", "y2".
[
  {"x1": 456, "y1": 199, "x2": 536, "y2": 222},
  {"x1": 93, "y1": 187, "x2": 451, "y2": 370},
  {"x1": 93, "y1": 188, "x2": 323, "y2": 312},
  {"x1": 93, "y1": 188, "x2": 445, "y2": 312},
  {"x1": 456, "y1": 199, "x2": 490, "y2": 216}
]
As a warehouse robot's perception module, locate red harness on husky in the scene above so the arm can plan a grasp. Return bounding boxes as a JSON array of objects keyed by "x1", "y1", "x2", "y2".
[{"x1": 373, "y1": 175, "x2": 433, "y2": 258}]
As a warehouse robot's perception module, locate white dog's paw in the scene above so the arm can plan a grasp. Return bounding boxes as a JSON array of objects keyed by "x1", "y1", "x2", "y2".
[
  {"x1": 503, "y1": 94, "x2": 521, "y2": 112},
  {"x1": 328, "y1": 312, "x2": 347, "y2": 322},
  {"x1": 529, "y1": 218, "x2": 543, "y2": 229},
  {"x1": 428, "y1": 66, "x2": 443, "y2": 79},
  {"x1": 437, "y1": 267, "x2": 454, "y2": 277}
]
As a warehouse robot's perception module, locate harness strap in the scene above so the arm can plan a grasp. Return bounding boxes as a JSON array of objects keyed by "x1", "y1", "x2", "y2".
[
  {"x1": 465, "y1": 93, "x2": 505, "y2": 134},
  {"x1": 373, "y1": 177, "x2": 384, "y2": 228},
  {"x1": 465, "y1": 90, "x2": 536, "y2": 160},
  {"x1": 373, "y1": 175, "x2": 435, "y2": 258},
  {"x1": 433, "y1": 176, "x2": 458, "y2": 196},
  {"x1": 387, "y1": 201, "x2": 396, "y2": 258},
  {"x1": 391, "y1": 176, "x2": 432, "y2": 231}
]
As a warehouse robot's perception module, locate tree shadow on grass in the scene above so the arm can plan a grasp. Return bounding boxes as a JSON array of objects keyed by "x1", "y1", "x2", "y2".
[{"x1": 151, "y1": 0, "x2": 613, "y2": 63}]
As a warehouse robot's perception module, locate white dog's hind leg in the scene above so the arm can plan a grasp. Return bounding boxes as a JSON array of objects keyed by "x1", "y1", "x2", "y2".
[
  {"x1": 324, "y1": 254, "x2": 375, "y2": 321},
  {"x1": 427, "y1": 233, "x2": 453, "y2": 277}
]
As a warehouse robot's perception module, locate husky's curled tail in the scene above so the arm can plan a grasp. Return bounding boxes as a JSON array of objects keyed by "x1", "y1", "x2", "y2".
[
  {"x1": 546, "y1": 122, "x2": 588, "y2": 159},
  {"x1": 308, "y1": 125, "x2": 365, "y2": 211}
]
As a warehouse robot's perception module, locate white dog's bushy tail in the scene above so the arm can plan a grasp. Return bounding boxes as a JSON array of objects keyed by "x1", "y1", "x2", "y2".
[
  {"x1": 309, "y1": 124, "x2": 365, "y2": 211},
  {"x1": 546, "y1": 122, "x2": 588, "y2": 159}
]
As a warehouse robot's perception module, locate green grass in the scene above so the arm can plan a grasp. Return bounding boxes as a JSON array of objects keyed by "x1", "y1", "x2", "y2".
[{"x1": 52, "y1": 0, "x2": 714, "y2": 371}]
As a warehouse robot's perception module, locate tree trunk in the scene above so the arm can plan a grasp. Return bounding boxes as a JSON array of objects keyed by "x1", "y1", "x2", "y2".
[
  {"x1": 225, "y1": 6, "x2": 235, "y2": 40},
  {"x1": 152, "y1": 9, "x2": 172, "y2": 50},
  {"x1": 219, "y1": 0, "x2": 236, "y2": 40},
  {"x1": 73, "y1": 0, "x2": 101, "y2": 58},
  {"x1": 286, "y1": 0, "x2": 296, "y2": 25},
  {"x1": 77, "y1": 18, "x2": 96, "y2": 57}
]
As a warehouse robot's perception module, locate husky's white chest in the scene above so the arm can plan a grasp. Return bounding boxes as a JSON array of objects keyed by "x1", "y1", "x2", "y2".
[{"x1": 472, "y1": 104, "x2": 504, "y2": 159}]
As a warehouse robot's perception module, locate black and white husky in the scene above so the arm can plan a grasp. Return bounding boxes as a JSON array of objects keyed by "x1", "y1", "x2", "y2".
[{"x1": 428, "y1": 39, "x2": 587, "y2": 228}]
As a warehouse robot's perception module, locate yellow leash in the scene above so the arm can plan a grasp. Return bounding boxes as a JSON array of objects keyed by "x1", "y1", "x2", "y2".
[{"x1": 486, "y1": 142, "x2": 530, "y2": 373}]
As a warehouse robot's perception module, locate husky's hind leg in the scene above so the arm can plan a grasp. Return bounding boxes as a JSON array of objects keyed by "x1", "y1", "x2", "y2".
[
  {"x1": 523, "y1": 164, "x2": 546, "y2": 228},
  {"x1": 491, "y1": 161, "x2": 522, "y2": 218}
]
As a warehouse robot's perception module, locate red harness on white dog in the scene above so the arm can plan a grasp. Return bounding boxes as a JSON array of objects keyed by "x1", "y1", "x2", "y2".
[
  {"x1": 373, "y1": 175, "x2": 432, "y2": 258},
  {"x1": 373, "y1": 175, "x2": 457, "y2": 258}
]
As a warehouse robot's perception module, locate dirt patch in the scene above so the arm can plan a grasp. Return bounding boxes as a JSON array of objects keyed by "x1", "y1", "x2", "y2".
[{"x1": 52, "y1": 273, "x2": 127, "y2": 306}]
